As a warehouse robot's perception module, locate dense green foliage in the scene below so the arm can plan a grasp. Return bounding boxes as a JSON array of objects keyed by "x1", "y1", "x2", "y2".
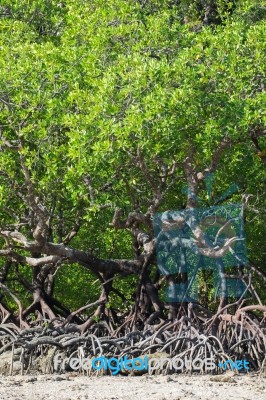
[{"x1": 0, "y1": 0, "x2": 265, "y2": 321}]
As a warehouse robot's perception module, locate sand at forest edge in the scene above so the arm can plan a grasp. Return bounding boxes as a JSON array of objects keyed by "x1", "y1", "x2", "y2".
[{"x1": 0, "y1": 373, "x2": 265, "y2": 400}]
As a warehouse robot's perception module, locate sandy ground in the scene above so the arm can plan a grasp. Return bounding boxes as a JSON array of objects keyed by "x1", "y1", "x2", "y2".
[{"x1": 0, "y1": 373, "x2": 265, "y2": 400}]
